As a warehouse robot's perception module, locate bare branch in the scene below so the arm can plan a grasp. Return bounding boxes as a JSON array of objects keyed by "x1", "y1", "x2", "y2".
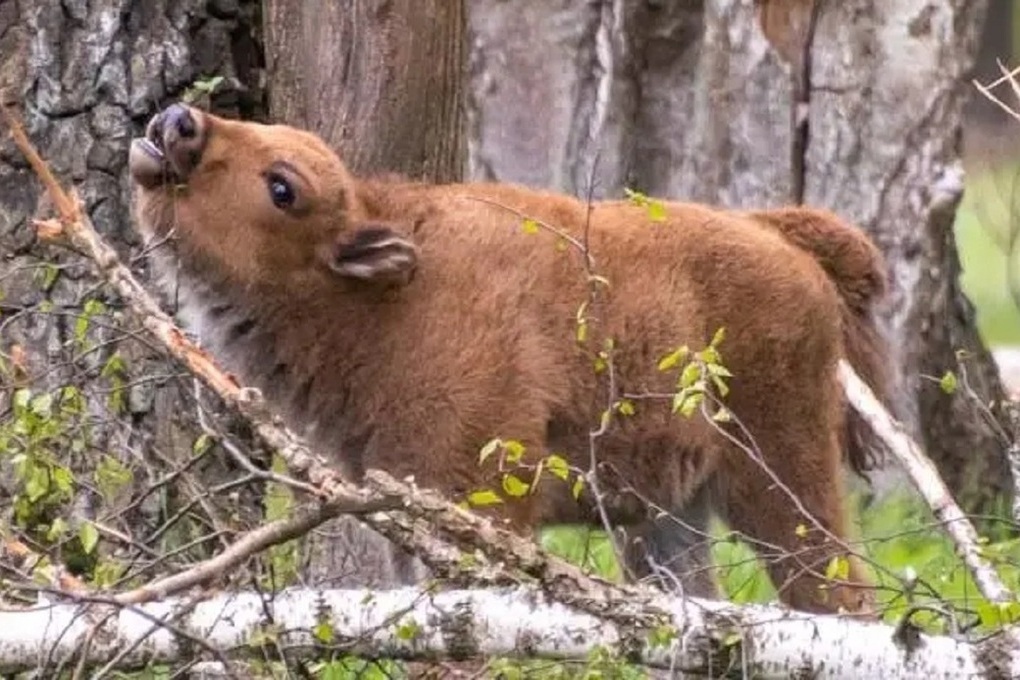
[
  {"x1": 114, "y1": 497, "x2": 403, "y2": 606},
  {"x1": 838, "y1": 360, "x2": 1013, "y2": 604}
]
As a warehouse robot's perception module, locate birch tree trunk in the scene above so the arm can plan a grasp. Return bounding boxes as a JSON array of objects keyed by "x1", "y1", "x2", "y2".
[
  {"x1": 466, "y1": 0, "x2": 1010, "y2": 511},
  {"x1": 262, "y1": 0, "x2": 466, "y2": 587}
]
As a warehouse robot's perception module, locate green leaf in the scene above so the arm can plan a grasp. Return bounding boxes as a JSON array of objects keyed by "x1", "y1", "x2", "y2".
[
  {"x1": 707, "y1": 363, "x2": 733, "y2": 378},
  {"x1": 711, "y1": 327, "x2": 726, "y2": 347},
  {"x1": 457, "y1": 552, "x2": 478, "y2": 570},
  {"x1": 92, "y1": 559, "x2": 125, "y2": 588},
  {"x1": 521, "y1": 218, "x2": 540, "y2": 235},
  {"x1": 676, "y1": 392, "x2": 703, "y2": 417},
  {"x1": 504, "y1": 439, "x2": 527, "y2": 464},
  {"x1": 576, "y1": 320, "x2": 588, "y2": 344},
  {"x1": 679, "y1": 363, "x2": 701, "y2": 388},
  {"x1": 502, "y1": 474, "x2": 530, "y2": 498},
  {"x1": 939, "y1": 370, "x2": 958, "y2": 395},
  {"x1": 657, "y1": 346, "x2": 689, "y2": 372},
  {"x1": 571, "y1": 475, "x2": 585, "y2": 500},
  {"x1": 60, "y1": 385, "x2": 84, "y2": 414},
  {"x1": 95, "y1": 455, "x2": 133, "y2": 499},
  {"x1": 545, "y1": 454, "x2": 570, "y2": 481},
  {"x1": 79, "y1": 522, "x2": 99, "y2": 555},
  {"x1": 616, "y1": 399, "x2": 636, "y2": 416},
  {"x1": 648, "y1": 623, "x2": 678, "y2": 648},
  {"x1": 976, "y1": 601, "x2": 1020, "y2": 629},
  {"x1": 467, "y1": 489, "x2": 503, "y2": 507},
  {"x1": 13, "y1": 388, "x2": 32, "y2": 412},
  {"x1": 74, "y1": 316, "x2": 90, "y2": 343},
  {"x1": 47, "y1": 517, "x2": 69, "y2": 542},
  {"x1": 313, "y1": 621, "x2": 335, "y2": 644},
  {"x1": 83, "y1": 299, "x2": 106, "y2": 316},
  {"x1": 25, "y1": 466, "x2": 49, "y2": 502},
  {"x1": 479, "y1": 438, "x2": 502, "y2": 465},
  {"x1": 38, "y1": 264, "x2": 59, "y2": 290},
  {"x1": 623, "y1": 187, "x2": 644, "y2": 204},
  {"x1": 647, "y1": 200, "x2": 667, "y2": 223},
  {"x1": 100, "y1": 352, "x2": 126, "y2": 378},
  {"x1": 696, "y1": 346, "x2": 720, "y2": 365},
  {"x1": 710, "y1": 374, "x2": 731, "y2": 398},
  {"x1": 712, "y1": 407, "x2": 732, "y2": 423},
  {"x1": 824, "y1": 555, "x2": 849, "y2": 581},
  {"x1": 30, "y1": 393, "x2": 53, "y2": 418},
  {"x1": 395, "y1": 620, "x2": 421, "y2": 641},
  {"x1": 193, "y1": 433, "x2": 214, "y2": 456},
  {"x1": 52, "y1": 466, "x2": 74, "y2": 495},
  {"x1": 795, "y1": 523, "x2": 808, "y2": 539}
]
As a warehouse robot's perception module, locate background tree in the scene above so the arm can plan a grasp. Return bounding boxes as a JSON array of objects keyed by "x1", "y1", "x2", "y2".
[{"x1": 261, "y1": 0, "x2": 466, "y2": 586}]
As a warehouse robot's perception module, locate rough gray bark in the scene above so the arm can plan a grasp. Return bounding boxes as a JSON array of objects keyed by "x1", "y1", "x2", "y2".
[
  {"x1": 0, "y1": 0, "x2": 265, "y2": 570},
  {"x1": 262, "y1": 0, "x2": 467, "y2": 588},
  {"x1": 466, "y1": 0, "x2": 1011, "y2": 511}
]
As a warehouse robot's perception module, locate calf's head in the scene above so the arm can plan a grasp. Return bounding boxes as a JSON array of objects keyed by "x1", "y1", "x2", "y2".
[{"x1": 128, "y1": 104, "x2": 418, "y2": 292}]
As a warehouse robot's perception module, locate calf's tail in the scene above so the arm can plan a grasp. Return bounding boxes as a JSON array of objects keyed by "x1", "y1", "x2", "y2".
[{"x1": 748, "y1": 207, "x2": 890, "y2": 476}]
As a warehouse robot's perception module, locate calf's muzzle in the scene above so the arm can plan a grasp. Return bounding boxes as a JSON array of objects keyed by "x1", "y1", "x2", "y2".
[{"x1": 129, "y1": 103, "x2": 207, "y2": 189}]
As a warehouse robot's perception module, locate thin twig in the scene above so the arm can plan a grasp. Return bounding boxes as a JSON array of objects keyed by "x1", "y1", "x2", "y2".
[{"x1": 838, "y1": 361, "x2": 1013, "y2": 604}]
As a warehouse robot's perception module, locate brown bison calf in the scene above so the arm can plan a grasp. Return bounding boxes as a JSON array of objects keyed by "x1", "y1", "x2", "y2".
[{"x1": 129, "y1": 103, "x2": 889, "y2": 614}]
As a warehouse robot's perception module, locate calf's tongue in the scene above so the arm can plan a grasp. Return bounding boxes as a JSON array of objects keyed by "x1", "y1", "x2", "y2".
[{"x1": 128, "y1": 137, "x2": 170, "y2": 189}]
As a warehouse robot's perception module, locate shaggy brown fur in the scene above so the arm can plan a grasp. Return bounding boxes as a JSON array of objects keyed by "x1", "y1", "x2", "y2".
[{"x1": 129, "y1": 104, "x2": 890, "y2": 614}]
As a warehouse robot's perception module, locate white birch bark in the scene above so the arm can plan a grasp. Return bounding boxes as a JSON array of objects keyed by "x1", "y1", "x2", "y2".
[{"x1": 0, "y1": 586, "x2": 1013, "y2": 678}]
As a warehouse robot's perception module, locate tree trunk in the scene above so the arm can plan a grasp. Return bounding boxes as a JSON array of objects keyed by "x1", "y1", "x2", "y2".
[
  {"x1": 264, "y1": 0, "x2": 464, "y2": 183},
  {"x1": 807, "y1": 0, "x2": 1009, "y2": 511},
  {"x1": 465, "y1": 0, "x2": 1011, "y2": 512},
  {"x1": 261, "y1": 0, "x2": 466, "y2": 587},
  {"x1": 0, "y1": 0, "x2": 266, "y2": 559}
]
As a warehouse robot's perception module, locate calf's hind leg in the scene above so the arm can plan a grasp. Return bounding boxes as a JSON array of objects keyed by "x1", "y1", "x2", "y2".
[{"x1": 719, "y1": 431, "x2": 874, "y2": 614}]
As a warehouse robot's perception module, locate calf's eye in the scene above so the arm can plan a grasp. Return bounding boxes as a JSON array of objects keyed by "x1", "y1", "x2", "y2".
[{"x1": 267, "y1": 174, "x2": 296, "y2": 209}]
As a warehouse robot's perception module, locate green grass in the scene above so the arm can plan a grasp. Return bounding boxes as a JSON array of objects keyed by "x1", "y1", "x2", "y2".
[
  {"x1": 955, "y1": 160, "x2": 1020, "y2": 345},
  {"x1": 540, "y1": 491, "x2": 1020, "y2": 634}
]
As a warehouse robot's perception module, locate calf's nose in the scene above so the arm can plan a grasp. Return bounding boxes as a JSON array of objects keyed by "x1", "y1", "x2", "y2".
[
  {"x1": 146, "y1": 103, "x2": 206, "y2": 181},
  {"x1": 163, "y1": 103, "x2": 197, "y2": 140}
]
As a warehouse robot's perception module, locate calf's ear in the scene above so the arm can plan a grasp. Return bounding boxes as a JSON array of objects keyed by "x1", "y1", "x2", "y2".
[{"x1": 327, "y1": 224, "x2": 419, "y2": 286}]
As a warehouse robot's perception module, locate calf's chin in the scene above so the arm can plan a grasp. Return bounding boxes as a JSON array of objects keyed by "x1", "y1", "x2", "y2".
[{"x1": 129, "y1": 103, "x2": 890, "y2": 616}]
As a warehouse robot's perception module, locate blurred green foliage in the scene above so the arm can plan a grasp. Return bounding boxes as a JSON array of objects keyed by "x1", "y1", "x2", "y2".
[{"x1": 955, "y1": 161, "x2": 1020, "y2": 345}]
